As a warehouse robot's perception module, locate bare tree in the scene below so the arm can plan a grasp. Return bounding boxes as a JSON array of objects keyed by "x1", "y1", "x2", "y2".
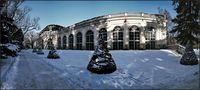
[
  {"x1": 20, "y1": 15, "x2": 40, "y2": 35},
  {"x1": 1, "y1": 0, "x2": 40, "y2": 36},
  {"x1": 24, "y1": 31, "x2": 38, "y2": 48}
]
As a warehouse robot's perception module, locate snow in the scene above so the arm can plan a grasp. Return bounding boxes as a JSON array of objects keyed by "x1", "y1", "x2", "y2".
[
  {"x1": 0, "y1": 43, "x2": 19, "y2": 51},
  {"x1": 32, "y1": 49, "x2": 199, "y2": 89},
  {"x1": 7, "y1": 44, "x2": 19, "y2": 51},
  {"x1": 1, "y1": 49, "x2": 199, "y2": 89},
  {"x1": 1, "y1": 56, "x2": 20, "y2": 89}
]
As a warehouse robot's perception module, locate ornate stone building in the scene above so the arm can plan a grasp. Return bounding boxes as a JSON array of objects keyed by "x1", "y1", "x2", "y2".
[
  {"x1": 39, "y1": 24, "x2": 65, "y2": 49},
  {"x1": 39, "y1": 12, "x2": 167, "y2": 50}
]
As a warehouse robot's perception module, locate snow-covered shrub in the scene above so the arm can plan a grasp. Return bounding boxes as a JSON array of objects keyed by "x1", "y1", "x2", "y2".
[
  {"x1": 37, "y1": 47, "x2": 44, "y2": 54},
  {"x1": 47, "y1": 50, "x2": 60, "y2": 59},
  {"x1": 32, "y1": 48, "x2": 38, "y2": 52},
  {"x1": 0, "y1": 43, "x2": 18, "y2": 57},
  {"x1": 11, "y1": 40, "x2": 23, "y2": 51},
  {"x1": 6, "y1": 43, "x2": 20, "y2": 52},
  {"x1": 37, "y1": 50, "x2": 44, "y2": 54},
  {"x1": 47, "y1": 43, "x2": 60, "y2": 59},
  {"x1": 87, "y1": 37, "x2": 116, "y2": 74}
]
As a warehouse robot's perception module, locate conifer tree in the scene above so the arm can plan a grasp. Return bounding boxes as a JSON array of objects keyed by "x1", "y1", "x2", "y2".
[
  {"x1": 171, "y1": 0, "x2": 200, "y2": 45},
  {"x1": 87, "y1": 35, "x2": 116, "y2": 74},
  {"x1": 171, "y1": 0, "x2": 199, "y2": 65}
]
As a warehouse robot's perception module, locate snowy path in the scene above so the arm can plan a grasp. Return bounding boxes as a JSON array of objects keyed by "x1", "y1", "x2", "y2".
[{"x1": 2, "y1": 50, "x2": 74, "y2": 89}]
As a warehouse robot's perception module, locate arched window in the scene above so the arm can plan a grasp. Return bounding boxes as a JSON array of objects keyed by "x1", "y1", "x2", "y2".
[
  {"x1": 113, "y1": 26, "x2": 123, "y2": 50},
  {"x1": 129, "y1": 25, "x2": 140, "y2": 50},
  {"x1": 68, "y1": 34, "x2": 73, "y2": 49},
  {"x1": 63, "y1": 36, "x2": 67, "y2": 49},
  {"x1": 86, "y1": 30, "x2": 94, "y2": 50},
  {"x1": 99, "y1": 28, "x2": 107, "y2": 47},
  {"x1": 57, "y1": 37, "x2": 61, "y2": 49},
  {"x1": 145, "y1": 27, "x2": 156, "y2": 49},
  {"x1": 76, "y1": 32, "x2": 82, "y2": 50},
  {"x1": 99, "y1": 28, "x2": 107, "y2": 41}
]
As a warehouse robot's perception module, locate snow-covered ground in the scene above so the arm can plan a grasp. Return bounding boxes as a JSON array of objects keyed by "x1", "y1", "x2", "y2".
[
  {"x1": 0, "y1": 56, "x2": 19, "y2": 88},
  {"x1": 1, "y1": 49, "x2": 199, "y2": 89},
  {"x1": 36, "y1": 49, "x2": 199, "y2": 89}
]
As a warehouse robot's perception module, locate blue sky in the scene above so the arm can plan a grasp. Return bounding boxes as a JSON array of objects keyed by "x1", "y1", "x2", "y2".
[{"x1": 21, "y1": 1, "x2": 176, "y2": 31}]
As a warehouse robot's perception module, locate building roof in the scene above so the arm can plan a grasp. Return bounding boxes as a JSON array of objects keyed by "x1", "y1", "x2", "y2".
[
  {"x1": 40, "y1": 12, "x2": 165, "y2": 34},
  {"x1": 39, "y1": 24, "x2": 65, "y2": 35}
]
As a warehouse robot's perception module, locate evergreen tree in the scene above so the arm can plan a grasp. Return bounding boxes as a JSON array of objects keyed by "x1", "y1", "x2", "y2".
[
  {"x1": 47, "y1": 43, "x2": 60, "y2": 59},
  {"x1": 171, "y1": 0, "x2": 199, "y2": 65},
  {"x1": 180, "y1": 41, "x2": 198, "y2": 65},
  {"x1": 171, "y1": 0, "x2": 200, "y2": 45},
  {"x1": 87, "y1": 35, "x2": 117, "y2": 74}
]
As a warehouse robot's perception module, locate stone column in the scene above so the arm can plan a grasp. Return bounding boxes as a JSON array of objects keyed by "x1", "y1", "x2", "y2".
[
  {"x1": 60, "y1": 35, "x2": 63, "y2": 49},
  {"x1": 107, "y1": 28, "x2": 112, "y2": 50},
  {"x1": 82, "y1": 30, "x2": 86, "y2": 50},
  {"x1": 73, "y1": 33, "x2": 76, "y2": 50},
  {"x1": 140, "y1": 27, "x2": 146, "y2": 49},
  {"x1": 66, "y1": 34, "x2": 69, "y2": 50},
  {"x1": 54, "y1": 33, "x2": 58, "y2": 49},
  {"x1": 123, "y1": 23, "x2": 129, "y2": 50},
  {"x1": 93, "y1": 28, "x2": 98, "y2": 48}
]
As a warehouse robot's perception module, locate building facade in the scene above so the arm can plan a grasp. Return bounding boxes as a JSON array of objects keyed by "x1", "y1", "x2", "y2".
[{"x1": 39, "y1": 12, "x2": 167, "y2": 50}]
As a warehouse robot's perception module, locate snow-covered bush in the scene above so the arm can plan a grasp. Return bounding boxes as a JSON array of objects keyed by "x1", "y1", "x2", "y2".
[
  {"x1": 37, "y1": 47, "x2": 44, "y2": 54},
  {"x1": 87, "y1": 37, "x2": 117, "y2": 74},
  {"x1": 32, "y1": 48, "x2": 38, "y2": 52},
  {"x1": 6, "y1": 43, "x2": 20, "y2": 52},
  {"x1": 0, "y1": 43, "x2": 19, "y2": 57},
  {"x1": 47, "y1": 51, "x2": 60, "y2": 59},
  {"x1": 47, "y1": 43, "x2": 60, "y2": 59},
  {"x1": 47, "y1": 50, "x2": 60, "y2": 59}
]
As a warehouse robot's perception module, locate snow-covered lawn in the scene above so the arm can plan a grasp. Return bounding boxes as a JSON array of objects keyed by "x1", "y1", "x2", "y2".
[{"x1": 32, "y1": 49, "x2": 199, "y2": 89}]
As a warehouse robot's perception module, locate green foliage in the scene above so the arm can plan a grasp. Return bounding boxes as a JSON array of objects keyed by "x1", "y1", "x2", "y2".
[{"x1": 171, "y1": 0, "x2": 200, "y2": 45}]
